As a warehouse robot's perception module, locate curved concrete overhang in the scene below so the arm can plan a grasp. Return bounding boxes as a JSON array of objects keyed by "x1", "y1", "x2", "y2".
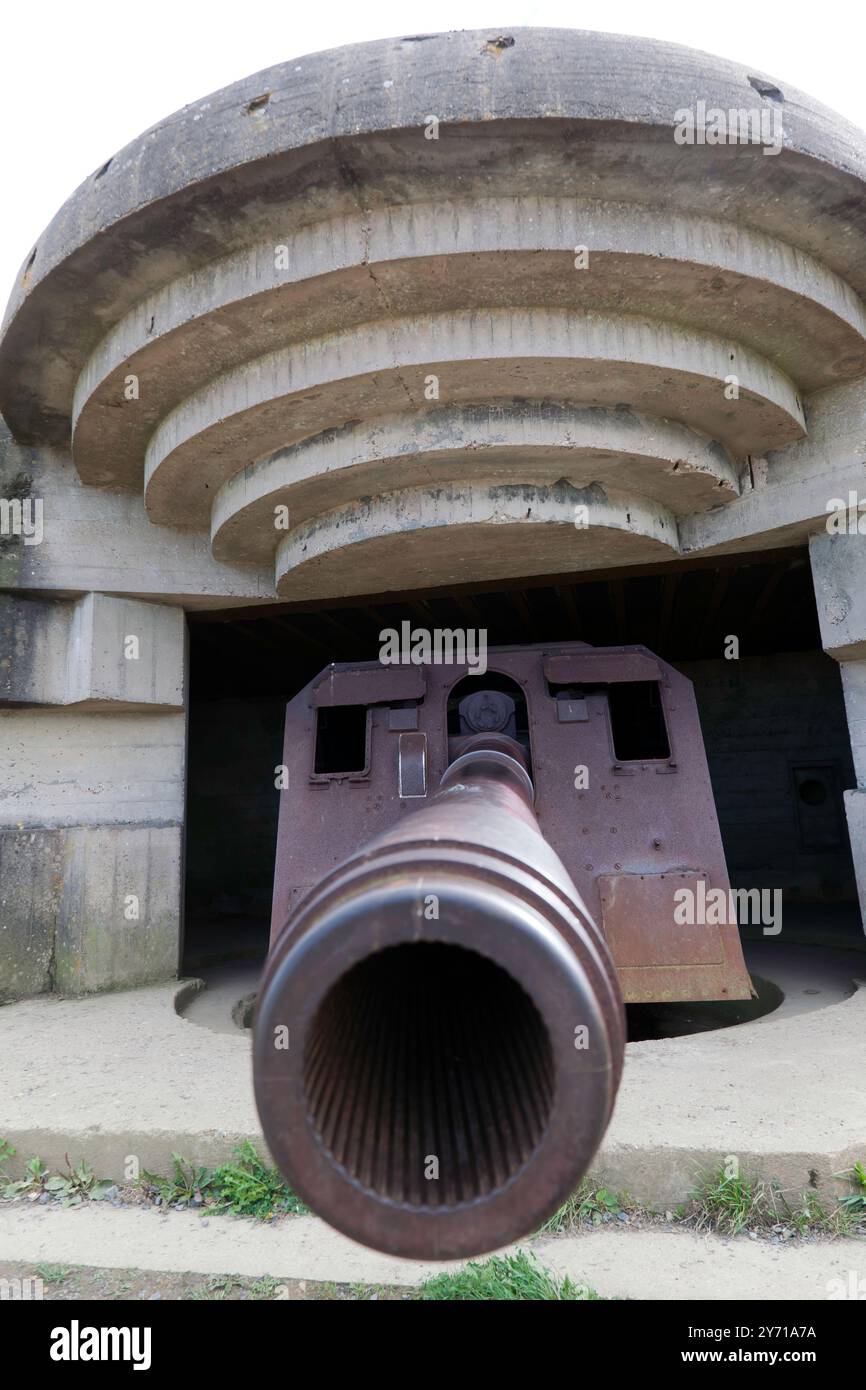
[
  {"x1": 142, "y1": 308, "x2": 801, "y2": 525},
  {"x1": 69, "y1": 203, "x2": 865, "y2": 488},
  {"x1": 273, "y1": 480, "x2": 678, "y2": 599},
  {"x1": 211, "y1": 405, "x2": 738, "y2": 565},
  {"x1": 1, "y1": 27, "x2": 865, "y2": 598}
]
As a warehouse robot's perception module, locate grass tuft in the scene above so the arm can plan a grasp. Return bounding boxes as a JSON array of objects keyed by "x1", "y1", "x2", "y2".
[
  {"x1": 539, "y1": 1163, "x2": 866, "y2": 1241},
  {"x1": 419, "y1": 1249, "x2": 598, "y2": 1301},
  {"x1": 838, "y1": 1161, "x2": 866, "y2": 1216},
  {"x1": 687, "y1": 1168, "x2": 763, "y2": 1235},
  {"x1": 209, "y1": 1141, "x2": 308, "y2": 1219},
  {"x1": 538, "y1": 1180, "x2": 637, "y2": 1233},
  {"x1": 1, "y1": 1135, "x2": 307, "y2": 1222},
  {"x1": 685, "y1": 1165, "x2": 863, "y2": 1238},
  {"x1": 141, "y1": 1142, "x2": 308, "y2": 1219},
  {"x1": 140, "y1": 1154, "x2": 212, "y2": 1207}
]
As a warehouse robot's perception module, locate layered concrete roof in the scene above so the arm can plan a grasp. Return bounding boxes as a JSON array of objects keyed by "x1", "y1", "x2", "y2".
[{"x1": 2, "y1": 28, "x2": 865, "y2": 600}]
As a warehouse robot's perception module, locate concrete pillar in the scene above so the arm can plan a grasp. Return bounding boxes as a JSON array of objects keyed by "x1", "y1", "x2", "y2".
[
  {"x1": 809, "y1": 533, "x2": 866, "y2": 924},
  {"x1": 0, "y1": 592, "x2": 187, "y2": 998}
]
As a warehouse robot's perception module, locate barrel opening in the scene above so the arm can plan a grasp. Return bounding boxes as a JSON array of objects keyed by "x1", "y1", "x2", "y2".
[{"x1": 303, "y1": 941, "x2": 554, "y2": 1207}]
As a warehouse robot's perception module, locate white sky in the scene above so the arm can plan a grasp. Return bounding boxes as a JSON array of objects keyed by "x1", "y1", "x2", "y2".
[{"x1": 1, "y1": 0, "x2": 864, "y2": 308}]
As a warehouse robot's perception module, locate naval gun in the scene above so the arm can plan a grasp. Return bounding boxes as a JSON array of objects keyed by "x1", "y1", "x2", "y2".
[{"x1": 253, "y1": 642, "x2": 751, "y2": 1258}]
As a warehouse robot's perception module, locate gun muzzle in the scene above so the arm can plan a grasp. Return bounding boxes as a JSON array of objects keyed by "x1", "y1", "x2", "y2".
[{"x1": 254, "y1": 735, "x2": 625, "y2": 1259}]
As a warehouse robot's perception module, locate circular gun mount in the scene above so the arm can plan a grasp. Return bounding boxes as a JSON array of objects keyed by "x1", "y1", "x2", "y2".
[
  {"x1": 254, "y1": 735, "x2": 624, "y2": 1259},
  {"x1": 458, "y1": 688, "x2": 516, "y2": 736}
]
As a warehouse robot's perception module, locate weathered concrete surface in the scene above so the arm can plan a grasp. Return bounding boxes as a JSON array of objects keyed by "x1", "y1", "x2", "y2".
[
  {"x1": 274, "y1": 480, "x2": 677, "y2": 599},
  {"x1": 536, "y1": 1229, "x2": 866, "y2": 1301},
  {"x1": 0, "y1": 29, "x2": 863, "y2": 607},
  {"x1": 0, "y1": 423, "x2": 272, "y2": 608},
  {"x1": 0, "y1": 586, "x2": 188, "y2": 996},
  {"x1": 811, "y1": 531, "x2": 866, "y2": 664},
  {"x1": 809, "y1": 537, "x2": 866, "y2": 921},
  {"x1": 0, "y1": 710, "x2": 185, "y2": 826},
  {"x1": 681, "y1": 378, "x2": 866, "y2": 558},
  {"x1": 0, "y1": 832, "x2": 64, "y2": 999},
  {"x1": 0, "y1": 597, "x2": 70, "y2": 704},
  {"x1": 0, "y1": 1202, "x2": 461, "y2": 1287},
  {"x1": 840, "y1": 662, "x2": 866, "y2": 788},
  {"x1": 3, "y1": 30, "x2": 866, "y2": 447},
  {"x1": 66, "y1": 595, "x2": 185, "y2": 708},
  {"x1": 72, "y1": 203, "x2": 864, "y2": 488},
  {"x1": 1, "y1": 1204, "x2": 862, "y2": 1298},
  {"x1": 0, "y1": 981, "x2": 257, "y2": 1174},
  {"x1": 0, "y1": 705, "x2": 186, "y2": 994},
  {"x1": 143, "y1": 310, "x2": 803, "y2": 527},
  {"x1": 1, "y1": 968, "x2": 864, "y2": 1206},
  {"x1": 0, "y1": 28, "x2": 863, "y2": 608},
  {"x1": 0, "y1": 826, "x2": 182, "y2": 1000},
  {"x1": 211, "y1": 405, "x2": 739, "y2": 566},
  {"x1": 52, "y1": 825, "x2": 182, "y2": 994},
  {"x1": 0, "y1": 593, "x2": 185, "y2": 708}
]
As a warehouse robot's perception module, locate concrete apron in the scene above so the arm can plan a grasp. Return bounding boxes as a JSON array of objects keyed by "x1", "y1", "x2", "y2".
[
  {"x1": 1, "y1": 967, "x2": 865, "y2": 1212},
  {"x1": 1, "y1": 1204, "x2": 864, "y2": 1299}
]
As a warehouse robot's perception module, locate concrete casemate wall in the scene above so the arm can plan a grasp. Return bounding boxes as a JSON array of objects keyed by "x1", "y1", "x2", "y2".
[
  {"x1": 1, "y1": 28, "x2": 866, "y2": 996},
  {"x1": 810, "y1": 534, "x2": 866, "y2": 914},
  {"x1": 0, "y1": 592, "x2": 186, "y2": 999},
  {"x1": 683, "y1": 652, "x2": 855, "y2": 901}
]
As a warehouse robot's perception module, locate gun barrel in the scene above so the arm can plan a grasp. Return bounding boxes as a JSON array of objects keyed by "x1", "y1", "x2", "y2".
[{"x1": 254, "y1": 735, "x2": 625, "y2": 1259}]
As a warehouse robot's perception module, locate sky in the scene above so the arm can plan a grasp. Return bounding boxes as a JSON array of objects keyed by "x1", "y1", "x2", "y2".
[{"x1": 1, "y1": 0, "x2": 864, "y2": 308}]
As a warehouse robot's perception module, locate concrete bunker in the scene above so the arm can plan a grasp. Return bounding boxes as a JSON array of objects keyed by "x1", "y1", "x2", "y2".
[{"x1": 1, "y1": 27, "x2": 866, "y2": 1245}]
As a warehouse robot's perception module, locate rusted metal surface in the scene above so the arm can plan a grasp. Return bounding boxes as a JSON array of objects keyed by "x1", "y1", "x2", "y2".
[
  {"x1": 255, "y1": 641, "x2": 753, "y2": 1258},
  {"x1": 599, "y1": 871, "x2": 723, "y2": 968},
  {"x1": 311, "y1": 664, "x2": 426, "y2": 706},
  {"x1": 268, "y1": 641, "x2": 752, "y2": 1004},
  {"x1": 255, "y1": 733, "x2": 624, "y2": 1259},
  {"x1": 543, "y1": 649, "x2": 662, "y2": 684}
]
